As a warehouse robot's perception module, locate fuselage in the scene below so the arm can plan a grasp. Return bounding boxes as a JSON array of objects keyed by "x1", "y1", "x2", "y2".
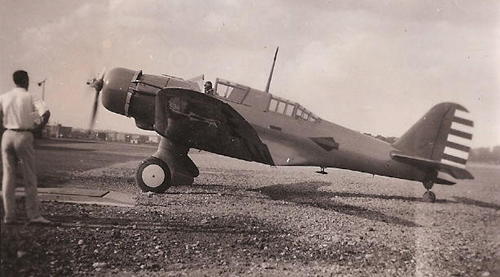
[
  {"x1": 101, "y1": 68, "x2": 428, "y2": 183},
  {"x1": 213, "y1": 78, "x2": 427, "y2": 182}
]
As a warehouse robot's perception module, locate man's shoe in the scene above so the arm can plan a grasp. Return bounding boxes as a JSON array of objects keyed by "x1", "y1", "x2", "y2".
[{"x1": 29, "y1": 216, "x2": 51, "y2": 224}]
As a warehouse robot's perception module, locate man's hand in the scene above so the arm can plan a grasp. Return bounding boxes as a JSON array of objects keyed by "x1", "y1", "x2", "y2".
[
  {"x1": 40, "y1": 110, "x2": 50, "y2": 129},
  {"x1": 33, "y1": 111, "x2": 50, "y2": 133}
]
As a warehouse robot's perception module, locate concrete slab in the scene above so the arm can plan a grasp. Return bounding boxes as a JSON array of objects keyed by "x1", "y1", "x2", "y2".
[
  {"x1": 39, "y1": 193, "x2": 135, "y2": 207},
  {"x1": 38, "y1": 187, "x2": 109, "y2": 197},
  {"x1": 103, "y1": 191, "x2": 136, "y2": 205},
  {"x1": 0, "y1": 187, "x2": 135, "y2": 207}
]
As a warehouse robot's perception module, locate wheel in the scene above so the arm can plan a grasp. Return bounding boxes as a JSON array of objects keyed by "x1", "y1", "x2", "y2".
[
  {"x1": 136, "y1": 157, "x2": 171, "y2": 193},
  {"x1": 422, "y1": 191, "x2": 436, "y2": 203}
]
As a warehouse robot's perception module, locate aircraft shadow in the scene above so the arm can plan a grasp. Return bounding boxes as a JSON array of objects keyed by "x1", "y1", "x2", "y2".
[
  {"x1": 452, "y1": 197, "x2": 500, "y2": 211},
  {"x1": 251, "y1": 182, "x2": 420, "y2": 227},
  {"x1": 325, "y1": 191, "x2": 450, "y2": 204}
]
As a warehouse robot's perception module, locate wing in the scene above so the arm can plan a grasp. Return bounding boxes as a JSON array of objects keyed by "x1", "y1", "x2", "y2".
[{"x1": 154, "y1": 88, "x2": 274, "y2": 165}]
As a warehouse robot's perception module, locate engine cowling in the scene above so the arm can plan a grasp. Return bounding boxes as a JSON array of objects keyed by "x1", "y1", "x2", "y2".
[{"x1": 101, "y1": 67, "x2": 136, "y2": 116}]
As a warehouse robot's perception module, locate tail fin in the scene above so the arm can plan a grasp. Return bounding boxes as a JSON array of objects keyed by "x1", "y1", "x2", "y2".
[{"x1": 392, "y1": 102, "x2": 474, "y2": 183}]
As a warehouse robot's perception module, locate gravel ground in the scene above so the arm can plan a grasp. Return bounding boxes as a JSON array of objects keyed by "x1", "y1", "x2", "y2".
[{"x1": 1, "y1": 140, "x2": 499, "y2": 276}]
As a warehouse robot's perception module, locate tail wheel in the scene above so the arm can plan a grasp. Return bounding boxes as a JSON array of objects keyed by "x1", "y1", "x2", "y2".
[
  {"x1": 422, "y1": 191, "x2": 436, "y2": 203},
  {"x1": 136, "y1": 157, "x2": 171, "y2": 193}
]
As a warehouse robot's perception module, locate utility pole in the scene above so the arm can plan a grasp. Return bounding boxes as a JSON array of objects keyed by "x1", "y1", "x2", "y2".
[
  {"x1": 34, "y1": 79, "x2": 47, "y2": 139},
  {"x1": 38, "y1": 79, "x2": 46, "y2": 100}
]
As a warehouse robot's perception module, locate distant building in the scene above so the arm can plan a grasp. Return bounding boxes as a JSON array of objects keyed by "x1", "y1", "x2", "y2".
[
  {"x1": 40, "y1": 125, "x2": 159, "y2": 145},
  {"x1": 45, "y1": 124, "x2": 72, "y2": 138},
  {"x1": 105, "y1": 132, "x2": 118, "y2": 141},
  {"x1": 71, "y1": 129, "x2": 90, "y2": 139},
  {"x1": 130, "y1": 134, "x2": 148, "y2": 144},
  {"x1": 130, "y1": 135, "x2": 139, "y2": 144},
  {"x1": 139, "y1": 135, "x2": 149, "y2": 144},
  {"x1": 116, "y1": 133, "x2": 126, "y2": 142},
  {"x1": 147, "y1": 135, "x2": 160, "y2": 144},
  {"x1": 96, "y1": 132, "x2": 106, "y2": 141}
]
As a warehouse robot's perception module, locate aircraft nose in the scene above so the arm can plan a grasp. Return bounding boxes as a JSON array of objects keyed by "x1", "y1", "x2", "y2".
[{"x1": 101, "y1": 67, "x2": 137, "y2": 116}]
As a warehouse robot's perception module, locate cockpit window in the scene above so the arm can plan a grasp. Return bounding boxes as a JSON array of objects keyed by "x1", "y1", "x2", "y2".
[
  {"x1": 216, "y1": 83, "x2": 232, "y2": 97},
  {"x1": 285, "y1": 104, "x2": 294, "y2": 116},
  {"x1": 215, "y1": 80, "x2": 249, "y2": 104},
  {"x1": 276, "y1": 102, "x2": 286, "y2": 114},
  {"x1": 269, "y1": 98, "x2": 279, "y2": 112},
  {"x1": 267, "y1": 97, "x2": 319, "y2": 122}
]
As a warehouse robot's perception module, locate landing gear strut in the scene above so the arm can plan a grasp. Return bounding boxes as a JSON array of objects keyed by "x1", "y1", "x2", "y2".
[
  {"x1": 315, "y1": 166, "x2": 328, "y2": 175},
  {"x1": 135, "y1": 137, "x2": 199, "y2": 193},
  {"x1": 422, "y1": 180, "x2": 436, "y2": 203}
]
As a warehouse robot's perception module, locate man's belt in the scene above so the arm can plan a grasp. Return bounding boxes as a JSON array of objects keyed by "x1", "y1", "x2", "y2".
[{"x1": 7, "y1": 128, "x2": 33, "y2": 132}]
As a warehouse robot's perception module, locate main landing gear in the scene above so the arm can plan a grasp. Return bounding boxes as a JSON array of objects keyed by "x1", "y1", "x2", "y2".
[
  {"x1": 136, "y1": 137, "x2": 199, "y2": 193},
  {"x1": 422, "y1": 180, "x2": 436, "y2": 203},
  {"x1": 136, "y1": 157, "x2": 170, "y2": 193}
]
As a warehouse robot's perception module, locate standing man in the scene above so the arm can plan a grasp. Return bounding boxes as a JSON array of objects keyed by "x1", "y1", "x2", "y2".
[{"x1": 0, "y1": 70, "x2": 51, "y2": 224}]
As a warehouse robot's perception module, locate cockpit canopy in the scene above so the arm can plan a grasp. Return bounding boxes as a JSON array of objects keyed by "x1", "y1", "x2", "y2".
[
  {"x1": 268, "y1": 96, "x2": 319, "y2": 122},
  {"x1": 214, "y1": 78, "x2": 320, "y2": 123},
  {"x1": 215, "y1": 79, "x2": 250, "y2": 103}
]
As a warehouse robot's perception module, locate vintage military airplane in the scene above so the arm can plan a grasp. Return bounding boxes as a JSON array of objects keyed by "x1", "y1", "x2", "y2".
[{"x1": 86, "y1": 50, "x2": 474, "y2": 202}]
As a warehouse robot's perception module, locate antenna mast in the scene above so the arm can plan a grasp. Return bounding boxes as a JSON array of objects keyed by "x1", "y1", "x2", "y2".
[{"x1": 265, "y1": 46, "x2": 279, "y2": 93}]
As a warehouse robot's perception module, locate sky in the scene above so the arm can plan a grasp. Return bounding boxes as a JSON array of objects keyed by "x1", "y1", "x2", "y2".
[{"x1": 1, "y1": 0, "x2": 499, "y2": 148}]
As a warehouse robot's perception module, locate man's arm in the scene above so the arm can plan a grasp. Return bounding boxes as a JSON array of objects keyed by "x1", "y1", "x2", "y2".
[{"x1": 32, "y1": 96, "x2": 50, "y2": 132}]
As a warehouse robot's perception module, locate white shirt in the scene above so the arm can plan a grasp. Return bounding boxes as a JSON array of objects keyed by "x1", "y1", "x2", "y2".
[{"x1": 0, "y1": 87, "x2": 48, "y2": 129}]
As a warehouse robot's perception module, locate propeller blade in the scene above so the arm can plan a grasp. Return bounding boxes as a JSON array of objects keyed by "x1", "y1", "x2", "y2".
[
  {"x1": 99, "y1": 67, "x2": 106, "y2": 80},
  {"x1": 88, "y1": 91, "x2": 99, "y2": 130},
  {"x1": 86, "y1": 68, "x2": 106, "y2": 131}
]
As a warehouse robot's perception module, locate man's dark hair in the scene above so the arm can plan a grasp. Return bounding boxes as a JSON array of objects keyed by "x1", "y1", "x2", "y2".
[{"x1": 13, "y1": 70, "x2": 29, "y2": 87}]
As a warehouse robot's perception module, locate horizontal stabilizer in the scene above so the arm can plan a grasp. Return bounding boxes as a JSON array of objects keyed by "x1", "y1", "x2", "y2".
[{"x1": 391, "y1": 152, "x2": 474, "y2": 180}]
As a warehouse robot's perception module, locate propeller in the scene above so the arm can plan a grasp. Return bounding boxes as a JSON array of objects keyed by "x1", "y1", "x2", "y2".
[{"x1": 86, "y1": 69, "x2": 105, "y2": 130}]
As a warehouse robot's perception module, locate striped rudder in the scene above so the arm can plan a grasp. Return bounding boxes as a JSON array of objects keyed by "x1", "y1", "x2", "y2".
[{"x1": 441, "y1": 107, "x2": 473, "y2": 169}]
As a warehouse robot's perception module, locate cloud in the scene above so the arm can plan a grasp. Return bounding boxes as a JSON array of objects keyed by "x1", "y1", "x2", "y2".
[{"x1": 1, "y1": 0, "x2": 498, "y2": 146}]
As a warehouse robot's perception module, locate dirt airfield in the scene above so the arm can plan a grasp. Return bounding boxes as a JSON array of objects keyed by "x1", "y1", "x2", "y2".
[{"x1": 1, "y1": 139, "x2": 499, "y2": 276}]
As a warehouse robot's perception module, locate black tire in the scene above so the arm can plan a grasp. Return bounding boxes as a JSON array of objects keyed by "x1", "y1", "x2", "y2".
[
  {"x1": 136, "y1": 157, "x2": 171, "y2": 193},
  {"x1": 422, "y1": 191, "x2": 436, "y2": 203}
]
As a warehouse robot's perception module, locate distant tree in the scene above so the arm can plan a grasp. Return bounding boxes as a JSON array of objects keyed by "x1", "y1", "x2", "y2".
[
  {"x1": 364, "y1": 133, "x2": 398, "y2": 144},
  {"x1": 375, "y1": 135, "x2": 397, "y2": 144},
  {"x1": 492, "y1": 146, "x2": 500, "y2": 158},
  {"x1": 469, "y1": 146, "x2": 500, "y2": 164}
]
